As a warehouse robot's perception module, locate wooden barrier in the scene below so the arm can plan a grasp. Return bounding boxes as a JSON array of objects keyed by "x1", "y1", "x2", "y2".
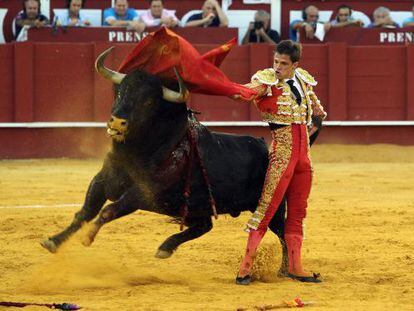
[
  {"x1": 27, "y1": 27, "x2": 239, "y2": 45},
  {"x1": 1, "y1": 42, "x2": 414, "y2": 123},
  {"x1": 1, "y1": 41, "x2": 414, "y2": 158},
  {"x1": 299, "y1": 27, "x2": 414, "y2": 46}
]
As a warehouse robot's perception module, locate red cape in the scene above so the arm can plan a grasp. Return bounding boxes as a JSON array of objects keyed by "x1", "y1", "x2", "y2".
[{"x1": 118, "y1": 28, "x2": 256, "y2": 101}]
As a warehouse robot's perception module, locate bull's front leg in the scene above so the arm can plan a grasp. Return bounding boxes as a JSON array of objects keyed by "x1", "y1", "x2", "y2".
[
  {"x1": 40, "y1": 173, "x2": 107, "y2": 253},
  {"x1": 156, "y1": 216, "x2": 213, "y2": 259},
  {"x1": 82, "y1": 186, "x2": 142, "y2": 247}
]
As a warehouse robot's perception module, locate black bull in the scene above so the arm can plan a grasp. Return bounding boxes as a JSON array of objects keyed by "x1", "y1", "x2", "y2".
[{"x1": 41, "y1": 63, "x2": 321, "y2": 276}]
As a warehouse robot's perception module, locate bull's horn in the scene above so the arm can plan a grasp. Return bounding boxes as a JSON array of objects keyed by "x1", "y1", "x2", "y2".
[
  {"x1": 162, "y1": 68, "x2": 189, "y2": 103},
  {"x1": 95, "y1": 46, "x2": 126, "y2": 84}
]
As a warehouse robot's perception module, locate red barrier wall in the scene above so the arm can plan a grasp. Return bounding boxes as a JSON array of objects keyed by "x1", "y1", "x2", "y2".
[
  {"x1": 0, "y1": 43, "x2": 13, "y2": 122},
  {"x1": 1, "y1": 41, "x2": 414, "y2": 158},
  {"x1": 1, "y1": 42, "x2": 414, "y2": 123},
  {"x1": 300, "y1": 27, "x2": 414, "y2": 46}
]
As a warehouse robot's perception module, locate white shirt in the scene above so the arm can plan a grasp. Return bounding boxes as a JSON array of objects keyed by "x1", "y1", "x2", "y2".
[
  {"x1": 286, "y1": 75, "x2": 305, "y2": 99},
  {"x1": 55, "y1": 10, "x2": 90, "y2": 27}
]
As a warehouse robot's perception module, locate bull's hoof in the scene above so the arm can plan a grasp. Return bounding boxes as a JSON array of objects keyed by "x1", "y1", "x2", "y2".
[
  {"x1": 81, "y1": 236, "x2": 93, "y2": 247},
  {"x1": 81, "y1": 223, "x2": 100, "y2": 247},
  {"x1": 81, "y1": 232, "x2": 96, "y2": 247},
  {"x1": 155, "y1": 249, "x2": 173, "y2": 259},
  {"x1": 40, "y1": 239, "x2": 58, "y2": 253}
]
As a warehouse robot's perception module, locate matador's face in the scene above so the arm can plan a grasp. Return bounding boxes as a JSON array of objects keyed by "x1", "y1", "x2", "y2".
[{"x1": 273, "y1": 53, "x2": 298, "y2": 80}]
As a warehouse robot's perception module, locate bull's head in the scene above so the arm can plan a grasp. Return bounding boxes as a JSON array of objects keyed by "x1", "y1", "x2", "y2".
[{"x1": 95, "y1": 47, "x2": 189, "y2": 142}]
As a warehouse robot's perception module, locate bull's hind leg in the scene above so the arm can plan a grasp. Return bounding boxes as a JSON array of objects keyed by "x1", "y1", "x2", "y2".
[
  {"x1": 156, "y1": 216, "x2": 213, "y2": 259},
  {"x1": 82, "y1": 187, "x2": 141, "y2": 246},
  {"x1": 41, "y1": 175, "x2": 107, "y2": 253},
  {"x1": 268, "y1": 198, "x2": 289, "y2": 277}
]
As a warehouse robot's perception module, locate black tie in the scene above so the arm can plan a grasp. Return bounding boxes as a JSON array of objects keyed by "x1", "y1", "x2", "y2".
[{"x1": 287, "y1": 80, "x2": 302, "y2": 105}]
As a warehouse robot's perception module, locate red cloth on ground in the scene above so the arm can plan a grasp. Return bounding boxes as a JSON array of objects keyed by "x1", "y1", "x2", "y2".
[{"x1": 118, "y1": 28, "x2": 257, "y2": 101}]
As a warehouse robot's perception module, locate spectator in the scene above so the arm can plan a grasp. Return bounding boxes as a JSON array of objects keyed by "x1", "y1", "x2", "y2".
[
  {"x1": 139, "y1": 0, "x2": 179, "y2": 28},
  {"x1": 55, "y1": 0, "x2": 91, "y2": 27},
  {"x1": 185, "y1": 0, "x2": 228, "y2": 28},
  {"x1": 15, "y1": 0, "x2": 49, "y2": 39},
  {"x1": 402, "y1": 4, "x2": 414, "y2": 27},
  {"x1": 103, "y1": 0, "x2": 145, "y2": 33},
  {"x1": 367, "y1": 7, "x2": 399, "y2": 28},
  {"x1": 330, "y1": 4, "x2": 364, "y2": 28},
  {"x1": 290, "y1": 5, "x2": 331, "y2": 41},
  {"x1": 242, "y1": 10, "x2": 280, "y2": 45}
]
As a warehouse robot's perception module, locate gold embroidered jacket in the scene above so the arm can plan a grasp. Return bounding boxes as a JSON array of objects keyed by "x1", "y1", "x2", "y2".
[{"x1": 246, "y1": 68, "x2": 327, "y2": 125}]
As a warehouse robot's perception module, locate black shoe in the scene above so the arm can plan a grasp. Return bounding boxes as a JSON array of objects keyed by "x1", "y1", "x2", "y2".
[
  {"x1": 235, "y1": 275, "x2": 252, "y2": 285},
  {"x1": 287, "y1": 272, "x2": 322, "y2": 283}
]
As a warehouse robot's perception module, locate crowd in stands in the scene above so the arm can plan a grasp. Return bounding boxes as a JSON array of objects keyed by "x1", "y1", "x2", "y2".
[
  {"x1": 290, "y1": 3, "x2": 414, "y2": 41},
  {"x1": 185, "y1": 0, "x2": 228, "y2": 28},
  {"x1": 14, "y1": 0, "x2": 49, "y2": 38},
  {"x1": 12, "y1": 0, "x2": 414, "y2": 43},
  {"x1": 403, "y1": 4, "x2": 414, "y2": 27},
  {"x1": 242, "y1": 10, "x2": 279, "y2": 45},
  {"x1": 57, "y1": 0, "x2": 90, "y2": 27}
]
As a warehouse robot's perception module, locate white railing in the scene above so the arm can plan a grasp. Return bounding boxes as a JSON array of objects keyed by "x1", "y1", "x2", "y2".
[{"x1": 0, "y1": 121, "x2": 413, "y2": 128}]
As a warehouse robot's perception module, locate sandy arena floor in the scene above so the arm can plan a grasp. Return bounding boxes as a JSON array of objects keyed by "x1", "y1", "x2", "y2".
[{"x1": 0, "y1": 145, "x2": 414, "y2": 311}]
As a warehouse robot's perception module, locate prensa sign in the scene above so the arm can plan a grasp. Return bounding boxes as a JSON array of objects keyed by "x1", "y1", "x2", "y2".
[
  {"x1": 108, "y1": 31, "x2": 148, "y2": 43},
  {"x1": 380, "y1": 31, "x2": 414, "y2": 43}
]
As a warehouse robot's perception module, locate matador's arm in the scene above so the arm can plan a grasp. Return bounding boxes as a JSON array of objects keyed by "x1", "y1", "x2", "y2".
[
  {"x1": 308, "y1": 85, "x2": 327, "y2": 120},
  {"x1": 307, "y1": 85, "x2": 327, "y2": 142},
  {"x1": 233, "y1": 69, "x2": 276, "y2": 102}
]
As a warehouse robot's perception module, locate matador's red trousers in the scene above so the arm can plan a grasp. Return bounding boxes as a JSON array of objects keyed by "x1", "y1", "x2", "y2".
[{"x1": 239, "y1": 124, "x2": 313, "y2": 276}]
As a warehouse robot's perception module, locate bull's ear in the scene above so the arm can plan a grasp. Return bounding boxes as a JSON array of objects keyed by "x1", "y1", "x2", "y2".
[
  {"x1": 162, "y1": 67, "x2": 189, "y2": 103},
  {"x1": 95, "y1": 47, "x2": 126, "y2": 84}
]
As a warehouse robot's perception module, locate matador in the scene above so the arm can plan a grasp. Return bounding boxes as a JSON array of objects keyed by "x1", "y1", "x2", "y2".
[{"x1": 235, "y1": 40, "x2": 327, "y2": 285}]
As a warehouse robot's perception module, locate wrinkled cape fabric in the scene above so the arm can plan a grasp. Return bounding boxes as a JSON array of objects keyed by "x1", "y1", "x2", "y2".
[{"x1": 118, "y1": 28, "x2": 257, "y2": 101}]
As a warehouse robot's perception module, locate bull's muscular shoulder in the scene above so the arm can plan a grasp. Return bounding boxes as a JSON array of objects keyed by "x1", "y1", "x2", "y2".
[
  {"x1": 252, "y1": 68, "x2": 277, "y2": 86},
  {"x1": 295, "y1": 68, "x2": 317, "y2": 86}
]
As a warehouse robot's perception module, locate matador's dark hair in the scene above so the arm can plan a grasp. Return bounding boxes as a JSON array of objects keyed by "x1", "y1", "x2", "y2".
[{"x1": 275, "y1": 40, "x2": 302, "y2": 63}]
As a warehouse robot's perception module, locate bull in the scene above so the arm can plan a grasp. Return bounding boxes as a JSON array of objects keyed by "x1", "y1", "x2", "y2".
[{"x1": 41, "y1": 47, "x2": 321, "y2": 276}]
